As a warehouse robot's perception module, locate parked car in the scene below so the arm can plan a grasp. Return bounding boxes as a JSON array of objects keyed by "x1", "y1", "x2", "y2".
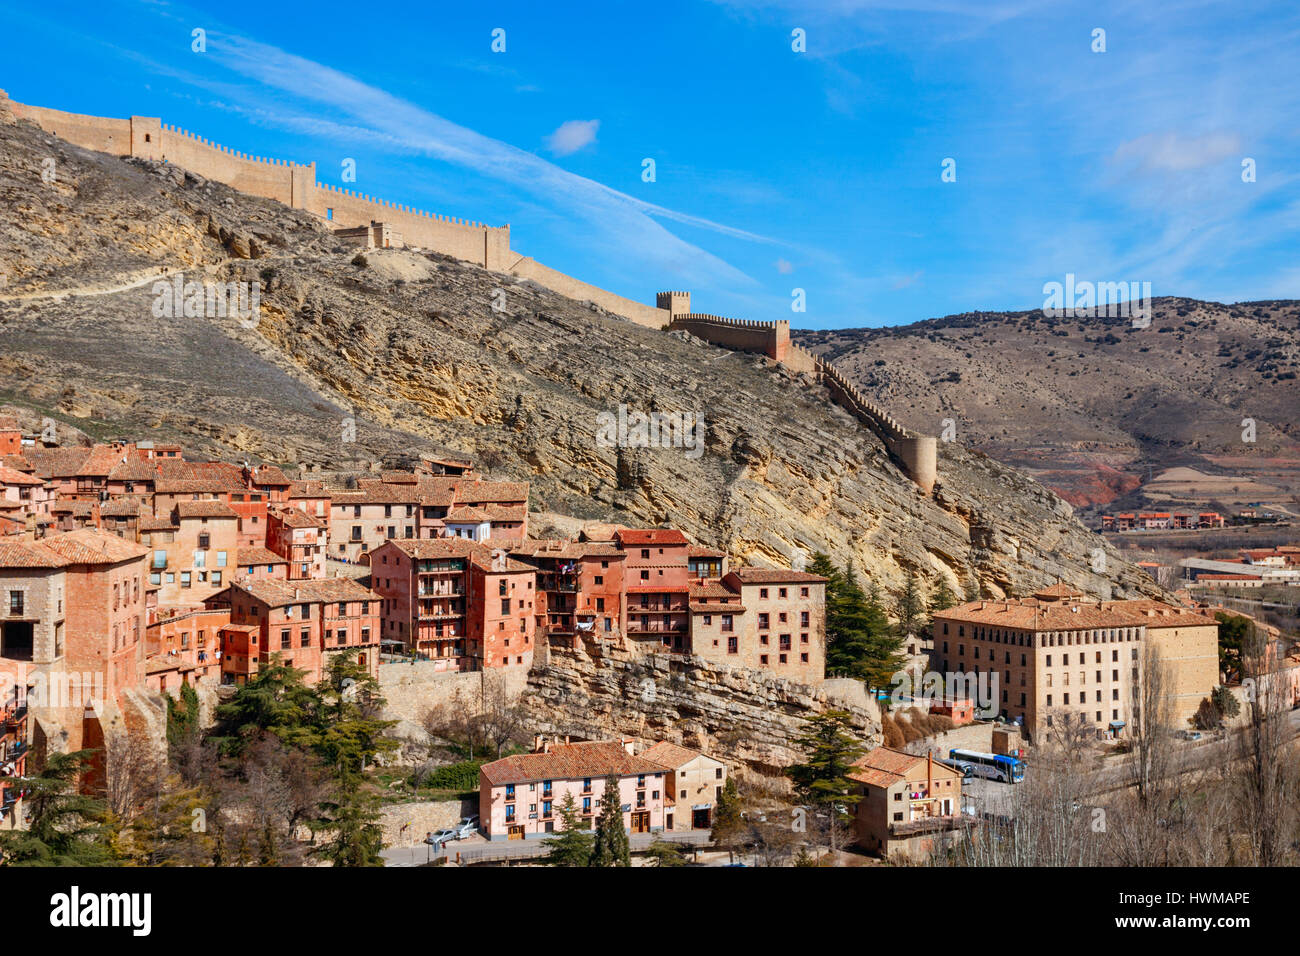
[
  {"x1": 453, "y1": 816, "x2": 479, "y2": 839},
  {"x1": 426, "y1": 828, "x2": 458, "y2": 849}
]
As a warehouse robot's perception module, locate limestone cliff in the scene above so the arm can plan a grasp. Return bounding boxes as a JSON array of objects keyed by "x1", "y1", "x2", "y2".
[{"x1": 523, "y1": 642, "x2": 879, "y2": 779}]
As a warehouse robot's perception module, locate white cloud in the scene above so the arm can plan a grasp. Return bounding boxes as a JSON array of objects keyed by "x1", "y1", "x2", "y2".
[
  {"x1": 1111, "y1": 130, "x2": 1242, "y2": 173},
  {"x1": 545, "y1": 119, "x2": 599, "y2": 155},
  {"x1": 775, "y1": 258, "x2": 794, "y2": 274}
]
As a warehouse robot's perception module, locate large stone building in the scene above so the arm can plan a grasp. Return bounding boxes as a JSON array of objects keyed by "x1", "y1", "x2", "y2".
[{"x1": 931, "y1": 584, "x2": 1220, "y2": 739}]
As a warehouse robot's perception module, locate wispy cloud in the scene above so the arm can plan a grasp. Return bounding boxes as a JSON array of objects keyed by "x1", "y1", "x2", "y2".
[{"x1": 545, "y1": 119, "x2": 599, "y2": 155}]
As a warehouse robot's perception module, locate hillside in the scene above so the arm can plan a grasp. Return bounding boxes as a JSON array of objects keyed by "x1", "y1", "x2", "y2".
[
  {"x1": 0, "y1": 103, "x2": 1158, "y2": 604},
  {"x1": 796, "y1": 303, "x2": 1300, "y2": 514}
]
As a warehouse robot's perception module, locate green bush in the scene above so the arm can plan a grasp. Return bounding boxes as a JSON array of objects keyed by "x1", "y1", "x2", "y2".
[{"x1": 422, "y1": 759, "x2": 484, "y2": 792}]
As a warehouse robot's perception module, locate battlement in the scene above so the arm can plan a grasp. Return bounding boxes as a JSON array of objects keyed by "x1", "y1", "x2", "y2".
[{"x1": 3, "y1": 89, "x2": 937, "y2": 494}]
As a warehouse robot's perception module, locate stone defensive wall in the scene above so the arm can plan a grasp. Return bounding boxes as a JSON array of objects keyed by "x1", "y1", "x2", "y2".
[
  {"x1": 506, "y1": 255, "x2": 668, "y2": 328},
  {"x1": 2, "y1": 90, "x2": 934, "y2": 492},
  {"x1": 816, "y1": 356, "x2": 937, "y2": 494},
  {"x1": 3, "y1": 92, "x2": 511, "y2": 270}
]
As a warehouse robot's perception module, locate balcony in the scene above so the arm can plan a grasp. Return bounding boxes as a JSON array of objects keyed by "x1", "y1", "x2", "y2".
[
  {"x1": 627, "y1": 623, "x2": 687, "y2": 635},
  {"x1": 889, "y1": 814, "x2": 966, "y2": 837}
]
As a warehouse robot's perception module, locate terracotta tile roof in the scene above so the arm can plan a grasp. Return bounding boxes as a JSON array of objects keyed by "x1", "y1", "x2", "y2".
[
  {"x1": 445, "y1": 506, "x2": 492, "y2": 523},
  {"x1": 73, "y1": 445, "x2": 127, "y2": 478},
  {"x1": 578, "y1": 522, "x2": 625, "y2": 542},
  {"x1": 480, "y1": 741, "x2": 670, "y2": 786},
  {"x1": 510, "y1": 539, "x2": 623, "y2": 560},
  {"x1": 453, "y1": 480, "x2": 529, "y2": 504},
  {"x1": 639, "y1": 741, "x2": 716, "y2": 769},
  {"x1": 381, "y1": 537, "x2": 480, "y2": 560},
  {"x1": 40, "y1": 528, "x2": 149, "y2": 565},
  {"x1": 727, "y1": 569, "x2": 827, "y2": 585},
  {"x1": 935, "y1": 597, "x2": 1218, "y2": 630},
  {"x1": 0, "y1": 539, "x2": 70, "y2": 568},
  {"x1": 849, "y1": 747, "x2": 963, "y2": 789},
  {"x1": 99, "y1": 499, "x2": 145, "y2": 517},
  {"x1": 174, "y1": 500, "x2": 239, "y2": 520},
  {"x1": 482, "y1": 503, "x2": 527, "y2": 522},
  {"x1": 271, "y1": 508, "x2": 324, "y2": 529},
  {"x1": 24, "y1": 446, "x2": 93, "y2": 479},
  {"x1": 379, "y1": 470, "x2": 420, "y2": 484},
  {"x1": 236, "y1": 547, "x2": 287, "y2": 566},
  {"x1": 1033, "y1": 582, "x2": 1085, "y2": 600},
  {"x1": 687, "y1": 545, "x2": 726, "y2": 558},
  {"x1": 689, "y1": 581, "x2": 738, "y2": 600},
  {"x1": 139, "y1": 515, "x2": 179, "y2": 532},
  {"x1": 287, "y1": 480, "x2": 331, "y2": 499},
  {"x1": 50, "y1": 500, "x2": 95, "y2": 516},
  {"x1": 0, "y1": 464, "x2": 43, "y2": 486},
  {"x1": 616, "y1": 528, "x2": 689, "y2": 546},
  {"x1": 690, "y1": 601, "x2": 747, "y2": 614},
  {"x1": 249, "y1": 465, "x2": 291, "y2": 486},
  {"x1": 107, "y1": 459, "x2": 160, "y2": 482},
  {"x1": 231, "y1": 577, "x2": 379, "y2": 607},
  {"x1": 0, "y1": 455, "x2": 34, "y2": 474}
]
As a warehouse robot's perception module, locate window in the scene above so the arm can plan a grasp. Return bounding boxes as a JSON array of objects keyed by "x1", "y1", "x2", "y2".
[
  {"x1": 759, "y1": 588, "x2": 768, "y2": 599},
  {"x1": 280, "y1": 629, "x2": 291, "y2": 649},
  {"x1": 727, "y1": 636, "x2": 738, "y2": 654},
  {"x1": 7, "y1": 591, "x2": 21, "y2": 615}
]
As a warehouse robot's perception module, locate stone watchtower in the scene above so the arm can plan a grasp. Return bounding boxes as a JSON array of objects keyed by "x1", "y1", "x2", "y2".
[{"x1": 656, "y1": 290, "x2": 691, "y2": 319}]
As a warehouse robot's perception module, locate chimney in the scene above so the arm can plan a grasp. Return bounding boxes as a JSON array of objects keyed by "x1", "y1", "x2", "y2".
[
  {"x1": 533, "y1": 734, "x2": 543, "y2": 753},
  {"x1": 294, "y1": 587, "x2": 301, "y2": 600},
  {"x1": 563, "y1": 735, "x2": 570, "y2": 746},
  {"x1": 621, "y1": 737, "x2": 636, "y2": 756}
]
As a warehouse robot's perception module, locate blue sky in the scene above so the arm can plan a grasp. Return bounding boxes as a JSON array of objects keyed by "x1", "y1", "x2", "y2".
[{"x1": 3, "y1": 0, "x2": 1298, "y2": 329}]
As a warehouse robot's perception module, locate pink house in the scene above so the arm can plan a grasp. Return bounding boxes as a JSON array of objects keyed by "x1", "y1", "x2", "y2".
[{"x1": 479, "y1": 738, "x2": 672, "y2": 841}]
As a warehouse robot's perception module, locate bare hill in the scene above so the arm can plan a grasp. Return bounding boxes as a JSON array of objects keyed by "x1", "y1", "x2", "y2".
[{"x1": 796, "y1": 303, "x2": 1300, "y2": 514}]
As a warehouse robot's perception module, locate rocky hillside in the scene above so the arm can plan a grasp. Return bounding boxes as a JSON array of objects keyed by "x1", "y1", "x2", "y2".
[
  {"x1": 0, "y1": 104, "x2": 1157, "y2": 603},
  {"x1": 797, "y1": 304, "x2": 1300, "y2": 510}
]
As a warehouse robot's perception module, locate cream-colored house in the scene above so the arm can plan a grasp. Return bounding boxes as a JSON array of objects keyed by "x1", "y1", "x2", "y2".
[{"x1": 640, "y1": 740, "x2": 728, "y2": 832}]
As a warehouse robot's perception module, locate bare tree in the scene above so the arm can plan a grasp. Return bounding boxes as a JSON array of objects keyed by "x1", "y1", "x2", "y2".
[
  {"x1": 1235, "y1": 622, "x2": 1297, "y2": 866},
  {"x1": 1128, "y1": 641, "x2": 1174, "y2": 806}
]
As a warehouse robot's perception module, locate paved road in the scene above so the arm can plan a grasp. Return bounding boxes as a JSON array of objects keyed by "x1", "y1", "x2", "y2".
[{"x1": 382, "y1": 829, "x2": 713, "y2": 867}]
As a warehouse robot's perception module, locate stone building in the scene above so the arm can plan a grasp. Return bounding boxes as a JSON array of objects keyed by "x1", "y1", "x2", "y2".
[{"x1": 931, "y1": 584, "x2": 1220, "y2": 740}]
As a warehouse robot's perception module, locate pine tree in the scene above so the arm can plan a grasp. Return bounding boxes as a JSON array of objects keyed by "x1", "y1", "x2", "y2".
[
  {"x1": 590, "y1": 773, "x2": 631, "y2": 866},
  {"x1": 0, "y1": 749, "x2": 118, "y2": 866},
  {"x1": 816, "y1": 553, "x2": 902, "y2": 692},
  {"x1": 928, "y1": 576, "x2": 959, "y2": 615},
  {"x1": 711, "y1": 777, "x2": 746, "y2": 862},
  {"x1": 542, "y1": 793, "x2": 595, "y2": 866},
  {"x1": 896, "y1": 572, "x2": 924, "y2": 640},
  {"x1": 785, "y1": 710, "x2": 866, "y2": 856}
]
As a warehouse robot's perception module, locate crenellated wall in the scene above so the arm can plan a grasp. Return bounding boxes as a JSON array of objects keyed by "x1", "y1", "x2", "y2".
[
  {"x1": 507, "y1": 255, "x2": 669, "y2": 328},
  {"x1": 666, "y1": 313, "x2": 790, "y2": 361},
  {"x1": 815, "y1": 356, "x2": 937, "y2": 494},
  {"x1": 2, "y1": 89, "x2": 935, "y2": 493}
]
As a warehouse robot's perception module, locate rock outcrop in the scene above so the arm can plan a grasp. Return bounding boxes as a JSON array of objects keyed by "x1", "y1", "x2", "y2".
[{"x1": 523, "y1": 641, "x2": 879, "y2": 779}]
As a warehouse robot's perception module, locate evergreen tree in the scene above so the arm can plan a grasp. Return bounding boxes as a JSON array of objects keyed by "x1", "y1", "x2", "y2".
[
  {"x1": 785, "y1": 710, "x2": 867, "y2": 856},
  {"x1": 815, "y1": 553, "x2": 899, "y2": 690},
  {"x1": 590, "y1": 773, "x2": 631, "y2": 866},
  {"x1": 209, "y1": 657, "x2": 318, "y2": 756},
  {"x1": 0, "y1": 749, "x2": 118, "y2": 866},
  {"x1": 928, "y1": 576, "x2": 959, "y2": 615},
  {"x1": 644, "y1": 839, "x2": 688, "y2": 866},
  {"x1": 711, "y1": 777, "x2": 746, "y2": 862},
  {"x1": 542, "y1": 793, "x2": 595, "y2": 866},
  {"x1": 896, "y1": 572, "x2": 924, "y2": 640}
]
